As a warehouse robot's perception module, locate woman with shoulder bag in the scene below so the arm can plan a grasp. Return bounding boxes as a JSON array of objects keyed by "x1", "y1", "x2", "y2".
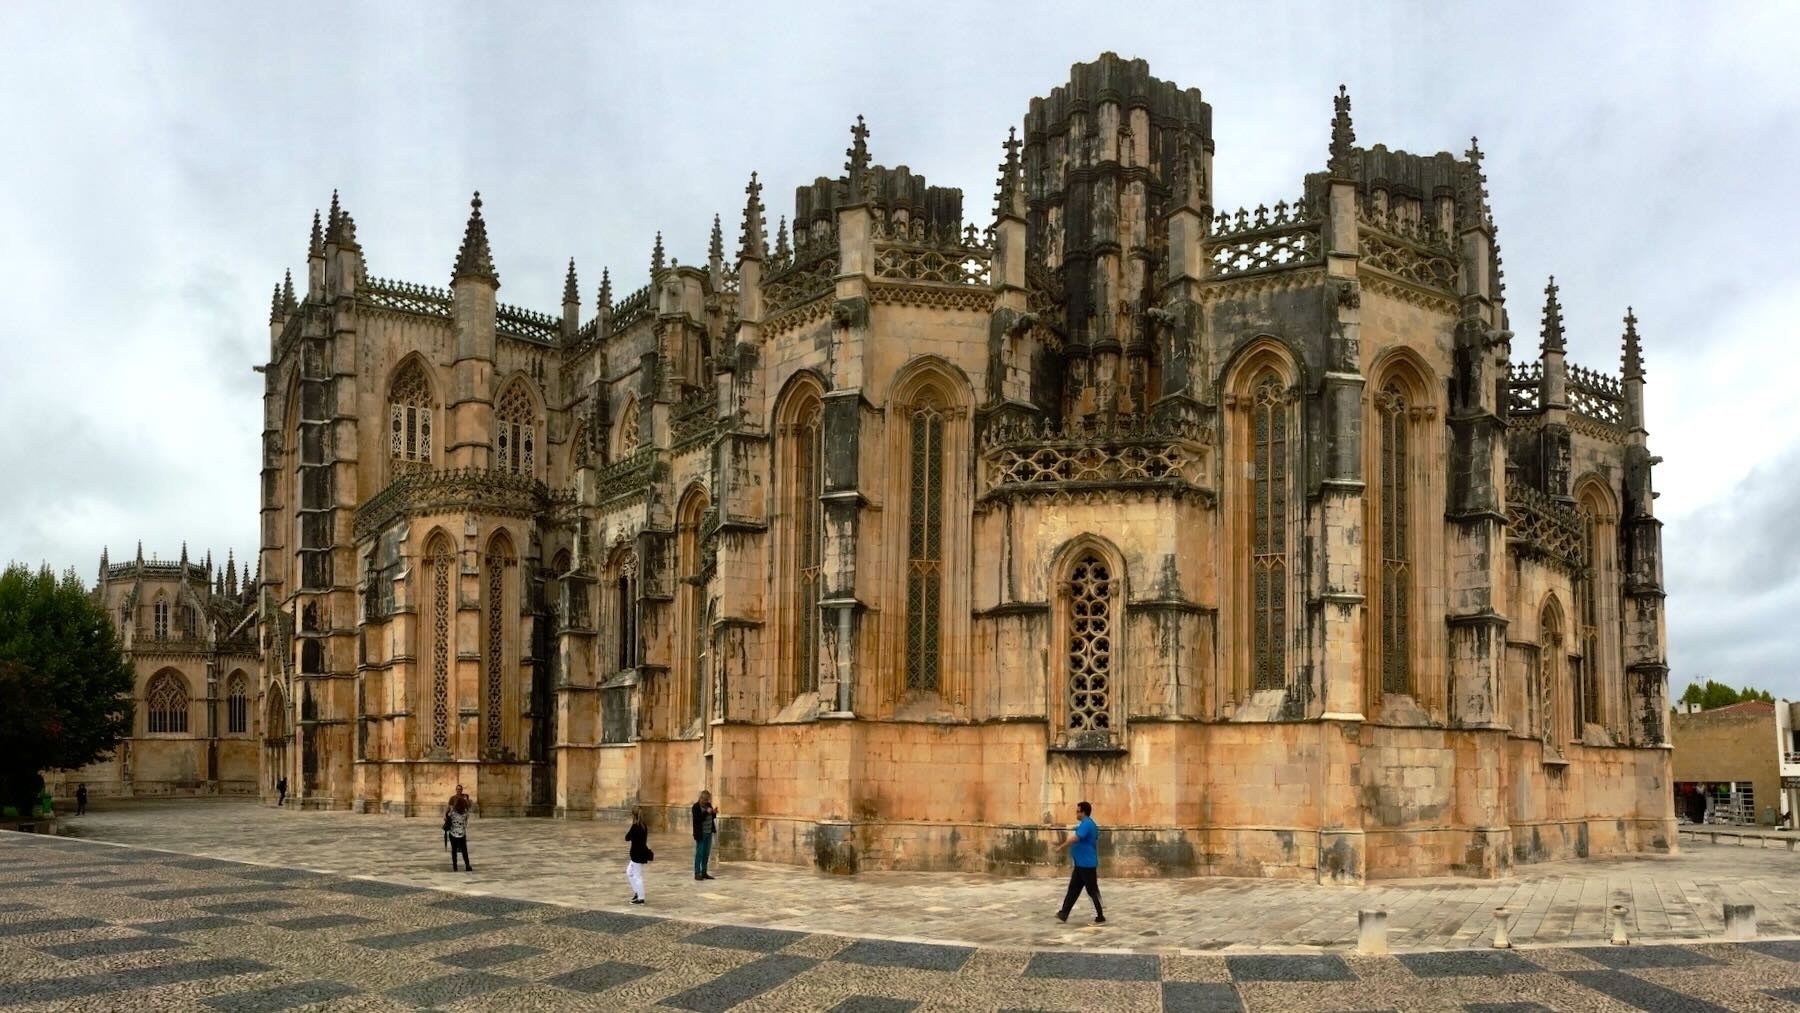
[{"x1": 625, "y1": 807, "x2": 653, "y2": 904}]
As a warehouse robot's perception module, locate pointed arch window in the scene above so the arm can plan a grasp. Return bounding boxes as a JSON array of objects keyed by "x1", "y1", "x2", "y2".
[
  {"x1": 678, "y1": 492, "x2": 710, "y2": 728},
  {"x1": 483, "y1": 534, "x2": 514, "y2": 755},
  {"x1": 1374, "y1": 382, "x2": 1412, "y2": 695},
  {"x1": 389, "y1": 361, "x2": 434, "y2": 464},
  {"x1": 495, "y1": 383, "x2": 536, "y2": 476},
  {"x1": 428, "y1": 537, "x2": 453, "y2": 751},
  {"x1": 226, "y1": 672, "x2": 249, "y2": 734},
  {"x1": 613, "y1": 550, "x2": 640, "y2": 672},
  {"x1": 153, "y1": 595, "x2": 170, "y2": 640},
  {"x1": 905, "y1": 392, "x2": 946, "y2": 693},
  {"x1": 1065, "y1": 552, "x2": 1116, "y2": 741},
  {"x1": 791, "y1": 399, "x2": 824, "y2": 696},
  {"x1": 146, "y1": 671, "x2": 189, "y2": 734},
  {"x1": 1250, "y1": 371, "x2": 1289, "y2": 692},
  {"x1": 1540, "y1": 601, "x2": 1565, "y2": 750},
  {"x1": 1575, "y1": 506, "x2": 1601, "y2": 731}
]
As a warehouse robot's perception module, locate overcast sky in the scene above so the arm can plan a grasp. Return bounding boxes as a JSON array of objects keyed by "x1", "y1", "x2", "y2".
[{"x1": 1, "y1": 1, "x2": 1794, "y2": 698}]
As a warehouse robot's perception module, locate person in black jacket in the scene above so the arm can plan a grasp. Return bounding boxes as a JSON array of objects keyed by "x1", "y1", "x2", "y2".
[
  {"x1": 691, "y1": 790, "x2": 718, "y2": 881},
  {"x1": 625, "y1": 807, "x2": 652, "y2": 904}
]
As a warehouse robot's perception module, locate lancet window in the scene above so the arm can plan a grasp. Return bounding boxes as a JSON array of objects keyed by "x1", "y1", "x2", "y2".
[
  {"x1": 146, "y1": 671, "x2": 189, "y2": 734},
  {"x1": 1575, "y1": 506, "x2": 1601, "y2": 731},
  {"x1": 427, "y1": 536, "x2": 453, "y2": 751},
  {"x1": 1540, "y1": 601, "x2": 1565, "y2": 750},
  {"x1": 388, "y1": 361, "x2": 433, "y2": 464},
  {"x1": 678, "y1": 491, "x2": 710, "y2": 728},
  {"x1": 153, "y1": 595, "x2": 170, "y2": 640},
  {"x1": 1064, "y1": 552, "x2": 1116, "y2": 740},
  {"x1": 484, "y1": 534, "x2": 513, "y2": 755},
  {"x1": 1249, "y1": 370, "x2": 1289, "y2": 692},
  {"x1": 226, "y1": 672, "x2": 249, "y2": 734},
  {"x1": 790, "y1": 398, "x2": 824, "y2": 696},
  {"x1": 1374, "y1": 382, "x2": 1413, "y2": 695},
  {"x1": 905, "y1": 393, "x2": 946, "y2": 693},
  {"x1": 494, "y1": 383, "x2": 536, "y2": 476},
  {"x1": 612, "y1": 550, "x2": 640, "y2": 672}
]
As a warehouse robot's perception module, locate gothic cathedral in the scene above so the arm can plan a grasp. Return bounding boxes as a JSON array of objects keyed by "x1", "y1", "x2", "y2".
[{"x1": 254, "y1": 55, "x2": 1674, "y2": 881}]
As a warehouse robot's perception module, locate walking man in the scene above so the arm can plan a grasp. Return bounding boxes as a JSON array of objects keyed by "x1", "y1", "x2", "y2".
[
  {"x1": 74, "y1": 784, "x2": 87, "y2": 816},
  {"x1": 692, "y1": 790, "x2": 718, "y2": 880},
  {"x1": 1054, "y1": 800, "x2": 1105, "y2": 924},
  {"x1": 276, "y1": 776, "x2": 287, "y2": 807}
]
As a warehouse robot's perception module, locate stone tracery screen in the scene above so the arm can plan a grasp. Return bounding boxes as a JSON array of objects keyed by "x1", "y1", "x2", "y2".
[
  {"x1": 494, "y1": 383, "x2": 535, "y2": 476},
  {"x1": 1250, "y1": 372, "x2": 1289, "y2": 692},
  {"x1": 905, "y1": 398, "x2": 945, "y2": 693},
  {"x1": 484, "y1": 538, "x2": 511, "y2": 755},
  {"x1": 792, "y1": 403, "x2": 823, "y2": 696},
  {"x1": 1065, "y1": 553, "x2": 1114, "y2": 738},
  {"x1": 1376, "y1": 383, "x2": 1412, "y2": 695},
  {"x1": 429, "y1": 538, "x2": 453, "y2": 751},
  {"x1": 389, "y1": 362, "x2": 433, "y2": 464},
  {"x1": 146, "y1": 671, "x2": 189, "y2": 734}
]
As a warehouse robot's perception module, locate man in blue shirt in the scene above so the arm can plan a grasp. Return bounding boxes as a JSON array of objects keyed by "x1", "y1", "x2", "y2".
[{"x1": 1054, "y1": 800, "x2": 1105, "y2": 924}]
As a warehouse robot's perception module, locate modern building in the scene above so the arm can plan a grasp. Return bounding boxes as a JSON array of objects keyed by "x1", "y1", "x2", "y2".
[
  {"x1": 1671, "y1": 699, "x2": 1800, "y2": 828},
  {"x1": 48, "y1": 544, "x2": 260, "y2": 800},
  {"x1": 252, "y1": 54, "x2": 1675, "y2": 881}
]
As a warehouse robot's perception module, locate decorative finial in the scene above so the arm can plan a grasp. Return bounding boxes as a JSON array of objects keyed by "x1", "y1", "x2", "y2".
[
  {"x1": 452, "y1": 191, "x2": 498, "y2": 284},
  {"x1": 995, "y1": 126, "x2": 1025, "y2": 219},
  {"x1": 1458, "y1": 137, "x2": 1491, "y2": 229},
  {"x1": 738, "y1": 171, "x2": 767, "y2": 260},
  {"x1": 308, "y1": 209, "x2": 323, "y2": 258},
  {"x1": 225, "y1": 550, "x2": 237, "y2": 597},
  {"x1": 709, "y1": 214, "x2": 724, "y2": 265},
  {"x1": 563, "y1": 258, "x2": 579, "y2": 305},
  {"x1": 845, "y1": 115, "x2": 871, "y2": 195},
  {"x1": 281, "y1": 269, "x2": 296, "y2": 312},
  {"x1": 597, "y1": 267, "x2": 613, "y2": 315},
  {"x1": 326, "y1": 189, "x2": 341, "y2": 237},
  {"x1": 1329, "y1": 84, "x2": 1357, "y2": 177},
  {"x1": 1622, "y1": 307, "x2": 1644, "y2": 379},
  {"x1": 775, "y1": 215, "x2": 790, "y2": 259},
  {"x1": 651, "y1": 231, "x2": 665, "y2": 277},
  {"x1": 1539, "y1": 276, "x2": 1565, "y2": 355}
]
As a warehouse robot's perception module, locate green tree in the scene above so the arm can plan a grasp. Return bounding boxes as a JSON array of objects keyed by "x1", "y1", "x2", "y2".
[
  {"x1": 0, "y1": 563, "x2": 134, "y2": 817},
  {"x1": 1677, "y1": 678, "x2": 1780, "y2": 712}
]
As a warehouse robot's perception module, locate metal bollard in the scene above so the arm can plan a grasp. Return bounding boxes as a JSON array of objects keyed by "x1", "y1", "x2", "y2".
[
  {"x1": 1357, "y1": 909, "x2": 1389, "y2": 955},
  {"x1": 1610, "y1": 904, "x2": 1630, "y2": 945},
  {"x1": 1491, "y1": 908, "x2": 1512, "y2": 949},
  {"x1": 1724, "y1": 903, "x2": 1757, "y2": 941}
]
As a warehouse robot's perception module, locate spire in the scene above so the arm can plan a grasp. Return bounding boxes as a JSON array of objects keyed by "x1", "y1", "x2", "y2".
[
  {"x1": 204, "y1": 549, "x2": 213, "y2": 576},
  {"x1": 995, "y1": 127, "x2": 1025, "y2": 219},
  {"x1": 98, "y1": 546, "x2": 108, "y2": 583},
  {"x1": 326, "y1": 189, "x2": 341, "y2": 237},
  {"x1": 135, "y1": 540, "x2": 143, "y2": 563},
  {"x1": 1458, "y1": 137, "x2": 1491, "y2": 229},
  {"x1": 563, "y1": 258, "x2": 580, "y2": 306},
  {"x1": 1539, "y1": 276, "x2": 1565, "y2": 355},
  {"x1": 775, "y1": 215, "x2": 791, "y2": 260},
  {"x1": 225, "y1": 551, "x2": 237, "y2": 597},
  {"x1": 308, "y1": 209, "x2": 323, "y2": 258},
  {"x1": 180, "y1": 542, "x2": 188, "y2": 568},
  {"x1": 597, "y1": 267, "x2": 613, "y2": 315},
  {"x1": 452, "y1": 191, "x2": 498, "y2": 284},
  {"x1": 281, "y1": 270, "x2": 296, "y2": 313},
  {"x1": 738, "y1": 172, "x2": 767, "y2": 260},
  {"x1": 845, "y1": 115, "x2": 871, "y2": 197},
  {"x1": 1622, "y1": 307, "x2": 1644, "y2": 378},
  {"x1": 709, "y1": 214, "x2": 724, "y2": 265},
  {"x1": 215, "y1": 571, "x2": 225, "y2": 597},
  {"x1": 269, "y1": 283, "x2": 284, "y2": 326},
  {"x1": 1328, "y1": 84, "x2": 1356, "y2": 177},
  {"x1": 651, "y1": 231, "x2": 665, "y2": 277}
]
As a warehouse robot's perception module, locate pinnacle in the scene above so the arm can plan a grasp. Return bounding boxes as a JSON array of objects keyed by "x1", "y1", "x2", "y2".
[
  {"x1": 269, "y1": 283, "x2": 284, "y2": 325},
  {"x1": 282, "y1": 270, "x2": 296, "y2": 312},
  {"x1": 563, "y1": 258, "x2": 580, "y2": 305},
  {"x1": 739, "y1": 171, "x2": 767, "y2": 261},
  {"x1": 1539, "y1": 276, "x2": 1565, "y2": 355},
  {"x1": 995, "y1": 127, "x2": 1024, "y2": 219},
  {"x1": 845, "y1": 114, "x2": 871, "y2": 182},
  {"x1": 651, "y1": 231, "x2": 665, "y2": 278},
  {"x1": 308, "y1": 209, "x2": 323, "y2": 257},
  {"x1": 775, "y1": 215, "x2": 790, "y2": 260},
  {"x1": 327, "y1": 189, "x2": 341, "y2": 234},
  {"x1": 452, "y1": 191, "x2": 499, "y2": 285},
  {"x1": 597, "y1": 267, "x2": 613, "y2": 315},
  {"x1": 1622, "y1": 306, "x2": 1644, "y2": 378},
  {"x1": 1329, "y1": 84, "x2": 1356, "y2": 177},
  {"x1": 709, "y1": 213, "x2": 724, "y2": 264}
]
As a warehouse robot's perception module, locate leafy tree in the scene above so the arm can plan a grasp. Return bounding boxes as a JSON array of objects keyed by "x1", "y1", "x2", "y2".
[
  {"x1": 1676, "y1": 678, "x2": 1779, "y2": 712},
  {"x1": 0, "y1": 563, "x2": 133, "y2": 817}
]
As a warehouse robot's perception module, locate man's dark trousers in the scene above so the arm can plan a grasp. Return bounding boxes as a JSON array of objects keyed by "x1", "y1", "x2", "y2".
[{"x1": 1059, "y1": 865, "x2": 1102, "y2": 919}]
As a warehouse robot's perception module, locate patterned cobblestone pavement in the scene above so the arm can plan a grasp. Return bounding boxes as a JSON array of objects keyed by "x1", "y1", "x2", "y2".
[{"x1": 7, "y1": 828, "x2": 1800, "y2": 1009}]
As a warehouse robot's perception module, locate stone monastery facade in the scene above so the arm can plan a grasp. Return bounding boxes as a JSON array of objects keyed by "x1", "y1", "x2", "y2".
[{"x1": 254, "y1": 54, "x2": 1674, "y2": 882}]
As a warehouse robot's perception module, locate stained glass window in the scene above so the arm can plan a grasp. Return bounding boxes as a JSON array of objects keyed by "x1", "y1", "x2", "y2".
[
  {"x1": 1250, "y1": 372, "x2": 1288, "y2": 692},
  {"x1": 495, "y1": 383, "x2": 535, "y2": 475},
  {"x1": 1066, "y1": 553, "x2": 1113, "y2": 735},
  {"x1": 389, "y1": 362, "x2": 433, "y2": 463},
  {"x1": 905, "y1": 396, "x2": 945, "y2": 693},
  {"x1": 146, "y1": 671, "x2": 188, "y2": 734},
  {"x1": 1376, "y1": 383, "x2": 1411, "y2": 695}
]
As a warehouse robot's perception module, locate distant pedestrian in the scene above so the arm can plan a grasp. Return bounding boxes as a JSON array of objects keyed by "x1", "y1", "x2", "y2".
[
  {"x1": 1054, "y1": 800, "x2": 1104, "y2": 924},
  {"x1": 692, "y1": 790, "x2": 718, "y2": 881},
  {"x1": 276, "y1": 776, "x2": 287, "y2": 807},
  {"x1": 446, "y1": 794, "x2": 473, "y2": 872},
  {"x1": 74, "y1": 784, "x2": 87, "y2": 816},
  {"x1": 625, "y1": 807, "x2": 653, "y2": 904}
]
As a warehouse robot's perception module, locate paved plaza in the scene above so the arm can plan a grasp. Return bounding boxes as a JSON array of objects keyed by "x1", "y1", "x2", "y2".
[{"x1": 0, "y1": 802, "x2": 1798, "y2": 1008}]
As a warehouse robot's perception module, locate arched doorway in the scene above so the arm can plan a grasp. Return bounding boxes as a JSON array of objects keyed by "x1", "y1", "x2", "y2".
[{"x1": 264, "y1": 683, "x2": 290, "y2": 803}]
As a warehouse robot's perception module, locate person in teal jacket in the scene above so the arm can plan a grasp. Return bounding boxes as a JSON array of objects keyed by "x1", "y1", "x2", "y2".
[{"x1": 1054, "y1": 800, "x2": 1105, "y2": 924}]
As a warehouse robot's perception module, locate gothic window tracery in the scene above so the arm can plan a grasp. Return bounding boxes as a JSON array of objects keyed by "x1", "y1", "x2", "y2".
[
  {"x1": 494, "y1": 382, "x2": 536, "y2": 476},
  {"x1": 678, "y1": 491, "x2": 710, "y2": 728},
  {"x1": 1249, "y1": 370, "x2": 1289, "y2": 692},
  {"x1": 226, "y1": 672, "x2": 249, "y2": 734},
  {"x1": 146, "y1": 670, "x2": 189, "y2": 734},
  {"x1": 153, "y1": 595, "x2": 169, "y2": 640},
  {"x1": 388, "y1": 361, "x2": 434, "y2": 464},
  {"x1": 1065, "y1": 552, "x2": 1116, "y2": 740},
  {"x1": 1540, "y1": 601, "x2": 1565, "y2": 750},
  {"x1": 790, "y1": 398, "x2": 824, "y2": 697},
  {"x1": 617, "y1": 397, "x2": 641, "y2": 458},
  {"x1": 904, "y1": 393, "x2": 947, "y2": 694},
  {"x1": 612, "y1": 550, "x2": 640, "y2": 672},
  {"x1": 1575, "y1": 502, "x2": 1602, "y2": 731},
  {"x1": 484, "y1": 534, "x2": 513, "y2": 755},
  {"x1": 1375, "y1": 382, "x2": 1412, "y2": 696},
  {"x1": 428, "y1": 537, "x2": 453, "y2": 751}
]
